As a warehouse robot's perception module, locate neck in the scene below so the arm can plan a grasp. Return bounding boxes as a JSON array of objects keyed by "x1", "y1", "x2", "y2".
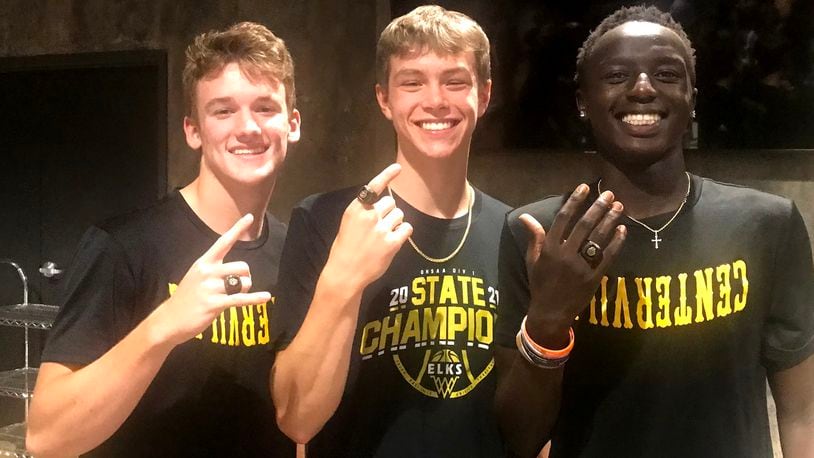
[
  {"x1": 179, "y1": 170, "x2": 274, "y2": 240},
  {"x1": 598, "y1": 153, "x2": 689, "y2": 220},
  {"x1": 390, "y1": 147, "x2": 471, "y2": 219}
]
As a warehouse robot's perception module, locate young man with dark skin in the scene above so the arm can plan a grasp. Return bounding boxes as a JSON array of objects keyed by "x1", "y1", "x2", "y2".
[
  {"x1": 26, "y1": 22, "x2": 300, "y2": 457},
  {"x1": 271, "y1": 6, "x2": 509, "y2": 457},
  {"x1": 495, "y1": 6, "x2": 814, "y2": 458}
]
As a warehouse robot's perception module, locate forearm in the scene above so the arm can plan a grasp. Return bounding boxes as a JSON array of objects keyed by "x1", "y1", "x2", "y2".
[
  {"x1": 27, "y1": 311, "x2": 175, "y2": 457},
  {"x1": 495, "y1": 348, "x2": 564, "y2": 458},
  {"x1": 769, "y1": 354, "x2": 814, "y2": 458},
  {"x1": 272, "y1": 267, "x2": 364, "y2": 444},
  {"x1": 777, "y1": 416, "x2": 814, "y2": 458}
]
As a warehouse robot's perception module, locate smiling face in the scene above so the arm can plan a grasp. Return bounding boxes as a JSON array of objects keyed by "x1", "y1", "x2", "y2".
[
  {"x1": 376, "y1": 50, "x2": 491, "y2": 162},
  {"x1": 578, "y1": 21, "x2": 695, "y2": 167},
  {"x1": 184, "y1": 62, "x2": 300, "y2": 188}
]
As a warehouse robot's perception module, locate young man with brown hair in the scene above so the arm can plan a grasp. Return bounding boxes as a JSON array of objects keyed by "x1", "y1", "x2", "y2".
[
  {"x1": 27, "y1": 22, "x2": 300, "y2": 457},
  {"x1": 271, "y1": 5, "x2": 509, "y2": 457}
]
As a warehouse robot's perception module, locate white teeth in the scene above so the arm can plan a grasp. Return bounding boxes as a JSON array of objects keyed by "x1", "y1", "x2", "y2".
[
  {"x1": 622, "y1": 113, "x2": 661, "y2": 126},
  {"x1": 231, "y1": 148, "x2": 265, "y2": 155},
  {"x1": 419, "y1": 121, "x2": 454, "y2": 131}
]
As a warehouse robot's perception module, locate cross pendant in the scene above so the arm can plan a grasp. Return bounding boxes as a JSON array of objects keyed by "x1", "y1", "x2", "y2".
[{"x1": 652, "y1": 232, "x2": 662, "y2": 249}]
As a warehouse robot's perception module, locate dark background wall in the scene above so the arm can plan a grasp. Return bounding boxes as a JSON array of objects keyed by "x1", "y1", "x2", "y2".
[
  {"x1": 0, "y1": 0, "x2": 810, "y2": 230},
  {"x1": 0, "y1": 0, "x2": 809, "y2": 448}
]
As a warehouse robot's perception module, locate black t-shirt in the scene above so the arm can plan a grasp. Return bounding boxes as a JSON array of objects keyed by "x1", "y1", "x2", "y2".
[
  {"x1": 496, "y1": 175, "x2": 814, "y2": 458},
  {"x1": 42, "y1": 191, "x2": 295, "y2": 457},
  {"x1": 272, "y1": 186, "x2": 510, "y2": 457}
]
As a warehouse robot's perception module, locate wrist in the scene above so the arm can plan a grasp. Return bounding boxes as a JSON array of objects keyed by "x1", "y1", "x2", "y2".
[
  {"x1": 314, "y1": 263, "x2": 366, "y2": 309},
  {"x1": 516, "y1": 316, "x2": 574, "y2": 369},
  {"x1": 141, "y1": 304, "x2": 181, "y2": 352},
  {"x1": 524, "y1": 311, "x2": 573, "y2": 349},
  {"x1": 321, "y1": 258, "x2": 369, "y2": 296}
]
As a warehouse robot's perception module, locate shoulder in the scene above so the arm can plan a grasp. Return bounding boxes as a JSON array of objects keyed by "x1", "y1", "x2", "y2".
[
  {"x1": 264, "y1": 213, "x2": 288, "y2": 246},
  {"x1": 508, "y1": 194, "x2": 567, "y2": 229},
  {"x1": 472, "y1": 188, "x2": 512, "y2": 231},
  {"x1": 96, "y1": 192, "x2": 187, "y2": 240},
  {"x1": 697, "y1": 177, "x2": 796, "y2": 220},
  {"x1": 497, "y1": 194, "x2": 567, "y2": 250},
  {"x1": 474, "y1": 188, "x2": 512, "y2": 215},
  {"x1": 294, "y1": 187, "x2": 357, "y2": 218},
  {"x1": 287, "y1": 186, "x2": 359, "y2": 241}
]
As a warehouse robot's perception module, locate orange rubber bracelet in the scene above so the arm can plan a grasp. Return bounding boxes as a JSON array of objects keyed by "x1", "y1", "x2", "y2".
[{"x1": 520, "y1": 316, "x2": 574, "y2": 359}]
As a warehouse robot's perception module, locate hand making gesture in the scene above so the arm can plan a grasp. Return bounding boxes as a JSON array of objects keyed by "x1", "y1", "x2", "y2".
[
  {"x1": 325, "y1": 163, "x2": 413, "y2": 291},
  {"x1": 152, "y1": 213, "x2": 272, "y2": 347},
  {"x1": 521, "y1": 184, "x2": 626, "y2": 346}
]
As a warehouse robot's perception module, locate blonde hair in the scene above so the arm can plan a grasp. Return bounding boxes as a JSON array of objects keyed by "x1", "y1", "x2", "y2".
[
  {"x1": 376, "y1": 5, "x2": 490, "y2": 87},
  {"x1": 183, "y1": 22, "x2": 296, "y2": 117}
]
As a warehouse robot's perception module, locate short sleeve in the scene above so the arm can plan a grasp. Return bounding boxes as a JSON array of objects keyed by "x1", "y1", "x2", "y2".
[
  {"x1": 42, "y1": 226, "x2": 138, "y2": 366},
  {"x1": 495, "y1": 212, "x2": 533, "y2": 348},
  {"x1": 762, "y1": 202, "x2": 814, "y2": 371},
  {"x1": 269, "y1": 204, "x2": 332, "y2": 349}
]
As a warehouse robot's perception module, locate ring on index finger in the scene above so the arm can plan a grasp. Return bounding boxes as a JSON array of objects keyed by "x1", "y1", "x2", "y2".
[
  {"x1": 580, "y1": 240, "x2": 603, "y2": 267},
  {"x1": 223, "y1": 274, "x2": 242, "y2": 295},
  {"x1": 356, "y1": 185, "x2": 379, "y2": 206}
]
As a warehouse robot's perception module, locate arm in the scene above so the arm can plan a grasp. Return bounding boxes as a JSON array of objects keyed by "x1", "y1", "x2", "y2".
[
  {"x1": 27, "y1": 215, "x2": 270, "y2": 457},
  {"x1": 764, "y1": 203, "x2": 814, "y2": 457},
  {"x1": 769, "y1": 346, "x2": 814, "y2": 457},
  {"x1": 495, "y1": 346, "x2": 564, "y2": 457},
  {"x1": 495, "y1": 186, "x2": 625, "y2": 457},
  {"x1": 272, "y1": 164, "x2": 411, "y2": 444}
]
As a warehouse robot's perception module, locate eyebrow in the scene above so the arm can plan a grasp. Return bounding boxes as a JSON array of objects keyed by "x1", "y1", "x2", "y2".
[
  {"x1": 203, "y1": 97, "x2": 234, "y2": 111},
  {"x1": 203, "y1": 96, "x2": 279, "y2": 111},
  {"x1": 391, "y1": 67, "x2": 472, "y2": 79},
  {"x1": 598, "y1": 53, "x2": 686, "y2": 67}
]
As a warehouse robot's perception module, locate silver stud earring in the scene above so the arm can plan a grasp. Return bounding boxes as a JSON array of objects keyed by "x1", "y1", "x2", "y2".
[
  {"x1": 691, "y1": 110, "x2": 696, "y2": 119},
  {"x1": 579, "y1": 109, "x2": 586, "y2": 119}
]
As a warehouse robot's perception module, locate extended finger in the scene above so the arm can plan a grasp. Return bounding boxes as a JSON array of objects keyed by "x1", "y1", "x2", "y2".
[
  {"x1": 595, "y1": 225, "x2": 626, "y2": 273},
  {"x1": 218, "y1": 291, "x2": 273, "y2": 309},
  {"x1": 201, "y1": 214, "x2": 254, "y2": 263},
  {"x1": 366, "y1": 163, "x2": 402, "y2": 196},
  {"x1": 547, "y1": 185, "x2": 590, "y2": 245},
  {"x1": 213, "y1": 261, "x2": 251, "y2": 278},
  {"x1": 518, "y1": 213, "x2": 546, "y2": 273},
  {"x1": 585, "y1": 201, "x2": 625, "y2": 251},
  {"x1": 562, "y1": 191, "x2": 615, "y2": 253}
]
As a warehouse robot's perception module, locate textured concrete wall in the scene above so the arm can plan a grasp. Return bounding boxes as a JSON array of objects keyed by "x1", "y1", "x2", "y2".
[
  {"x1": 0, "y1": 0, "x2": 386, "y2": 220},
  {"x1": 1, "y1": 0, "x2": 811, "y2": 236}
]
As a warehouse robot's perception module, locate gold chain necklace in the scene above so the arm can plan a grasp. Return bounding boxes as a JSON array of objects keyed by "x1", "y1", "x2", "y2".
[
  {"x1": 597, "y1": 172, "x2": 691, "y2": 249},
  {"x1": 387, "y1": 184, "x2": 474, "y2": 263}
]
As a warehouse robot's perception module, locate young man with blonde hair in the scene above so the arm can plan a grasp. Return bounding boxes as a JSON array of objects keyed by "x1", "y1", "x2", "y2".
[
  {"x1": 27, "y1": 22, "x2": 299, "y2": 457},
  {"x1": 271, "y1": 6, "x2": 508, "y2": 457}
]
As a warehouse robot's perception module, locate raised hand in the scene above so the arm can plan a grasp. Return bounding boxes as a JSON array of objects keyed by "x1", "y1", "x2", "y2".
[
  {"x1": 151, "y1": 213, "x2": 272, "y2": 346},
  {"x1": 325, "y1": 163, "x2": 413, "y2": 291},
  {"x1": 521, "y1": 184, "x2": 626, "y2": 346}
]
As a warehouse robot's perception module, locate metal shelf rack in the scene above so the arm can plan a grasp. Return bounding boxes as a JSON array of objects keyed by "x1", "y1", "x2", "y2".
[{"x1": 0, "y1": 260, "x2": 58, "y2": 458}]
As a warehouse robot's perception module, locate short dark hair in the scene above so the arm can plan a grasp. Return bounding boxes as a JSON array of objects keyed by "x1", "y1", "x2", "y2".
[{"x1": 575, "y1": 5, "x2": 696, "y2": 85}]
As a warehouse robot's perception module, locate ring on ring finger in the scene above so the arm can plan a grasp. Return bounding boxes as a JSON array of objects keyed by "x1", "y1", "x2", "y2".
[
  {"x1": 580, "y1": 240, "x2": 603, "y2": 267},
  {"x1": 223, "y1": 274, "x2": 242, "y2": 295}
]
